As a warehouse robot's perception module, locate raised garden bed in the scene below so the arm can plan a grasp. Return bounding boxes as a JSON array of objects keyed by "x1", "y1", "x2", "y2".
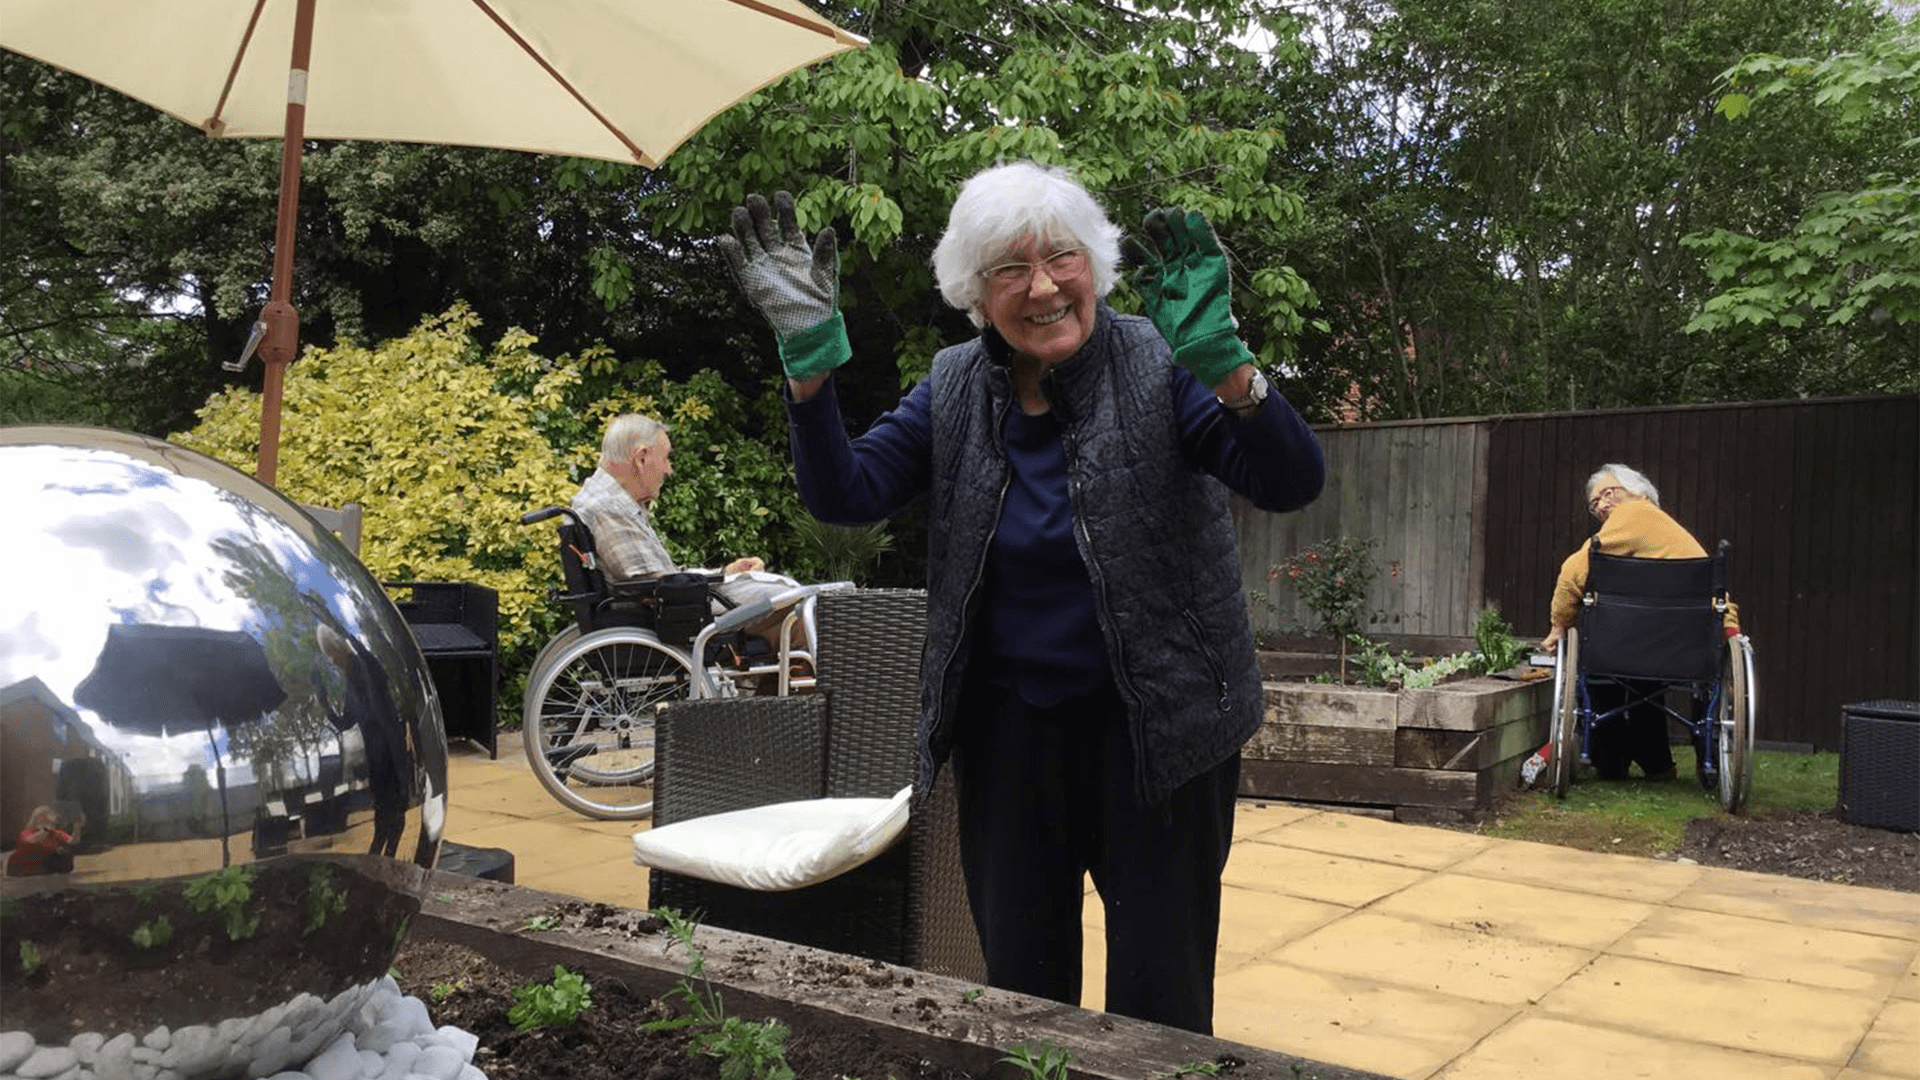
[
  {"x1": 406, "y1": 871, "x2": 1393, "y2": 1080},
  {"x1": 1245, "y1": 652, "x2": 1551, "y2": 823}
]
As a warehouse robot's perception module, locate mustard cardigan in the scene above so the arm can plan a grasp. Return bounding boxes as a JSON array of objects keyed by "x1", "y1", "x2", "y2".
[{"x1": 1549, "y1": 498, "x2": 1741, "y2": 632}]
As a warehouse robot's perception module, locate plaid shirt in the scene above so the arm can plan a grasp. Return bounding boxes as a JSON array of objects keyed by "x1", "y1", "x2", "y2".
[{"x1": 569, "y1": 467, "x2": 677, "y2": 582}]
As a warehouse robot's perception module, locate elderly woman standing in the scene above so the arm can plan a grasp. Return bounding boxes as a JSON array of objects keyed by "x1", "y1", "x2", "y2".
[
  {"x1": 722, "y1": 162, "x2": 1323, "y2": 1033},
  {"x1": 1541, "y1": 464, "x2": 1741, "y2": 781}
]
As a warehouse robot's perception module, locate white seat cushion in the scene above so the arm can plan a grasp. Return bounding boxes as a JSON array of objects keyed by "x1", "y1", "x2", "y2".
[{"x1": 630, "y1": 785, "x2": 912, "y2": 892}]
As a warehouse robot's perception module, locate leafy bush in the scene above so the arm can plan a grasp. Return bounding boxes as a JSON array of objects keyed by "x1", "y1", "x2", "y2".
[
  {"x1": 1273, "y1": 536, "x2": 1381, "y2": 680},
  {"x1": 176, "y1": 305, "x2": 821, "y2": 716}
]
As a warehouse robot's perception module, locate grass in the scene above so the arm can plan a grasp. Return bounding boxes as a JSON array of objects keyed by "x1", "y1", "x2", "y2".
[{"x1": 1479, "y1": 746, "x2": 1840, "y2": 859}]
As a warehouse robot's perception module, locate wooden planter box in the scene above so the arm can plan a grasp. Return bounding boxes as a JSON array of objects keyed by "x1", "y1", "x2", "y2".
[
  {"x1": 1244, "y1": 654, "x2": 1552, "y2": 823},
  {"x1": 415, "y1": 872, "x2": 1391, "y2": 1080}
]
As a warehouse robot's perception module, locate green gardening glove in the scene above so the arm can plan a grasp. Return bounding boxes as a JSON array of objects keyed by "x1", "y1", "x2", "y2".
[
  {"x1": 1128, "y1": 207, "x2": 1256, "y2": 387},
  {"x1": 719, "y1": 191, "x2": 851, "y2": 380}
]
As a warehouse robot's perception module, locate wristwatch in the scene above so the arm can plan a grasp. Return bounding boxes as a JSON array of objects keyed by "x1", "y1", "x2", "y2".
[{"x1": 1216, "y1": 368, "x2": 1269, "y2": 414}]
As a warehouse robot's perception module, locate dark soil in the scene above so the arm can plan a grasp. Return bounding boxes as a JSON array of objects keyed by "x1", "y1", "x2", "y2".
[
  {"x1": 392, "y1": 933, "x2": 984, "y2": 1080},
  {"x1": 1674, "y1": 808, "x2": 1920, "y2": 893},
  {"x1": 0, "y1": 859, "x2": 416, "y2": 1045}
]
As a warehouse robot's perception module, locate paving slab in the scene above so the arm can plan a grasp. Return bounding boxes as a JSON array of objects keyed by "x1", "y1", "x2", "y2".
[
  {"x1": 1609, "y1": 905, "x2": 1917, "y2": 995},
  {"x1": 1215, "y1": 961, "x2": 1514, "y2": 1080},
  {"x1": 1850, "y1": 998, "x2": 1920, "y2": 1078},
  {"x1": 1373, "y1": 873, "x2": 1656, "y2": 949},
  {"x1": 1447, "y1": 839, "x2": 1703, "y2": 903},
  {"x1": 1234, "y1": 801, "x2": 1318, "y2": 840},
  {"x1": 1279, "y1": 911, "x2": 1594, "y2": 1005},
  {"x1": 1537, "y1": 953, "x2": 1881, "y2": 1064},
  {"x1": 1265, "y1": 811, "x2": 1497, "y2": 870},
  {"x1": 1435, "y1": 1015, "x2": 1833, "y2": 1080},
  {"x1": 1224, "y1": 838, "x2": 1428, "y2": 907},
  {"x1": 1668, "y1": 867, "x2": 1920, "y2": 942}
]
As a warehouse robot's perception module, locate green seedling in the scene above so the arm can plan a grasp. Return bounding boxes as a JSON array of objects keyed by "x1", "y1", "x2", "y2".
[
  {"x1": 304, "y1": 864, "x2": 349, "y2": 933},
  {"x1": 507, "y1": 964, "x2": 594, "y2": 1031},
  {"x1": 522, "y1": 913, "x2": 560, "y2": 931},
  {"x1": 961, "y1": 986, "x2": 985, "y2": 1003},
  {"x1": 1001, "y1": 1042, "x2": 1072, "y2": 1080},
  {"x1": 644, "y1": 908, "x2": 795, "y2": 1080},
  {"x1": 183, "y1": 865, "x2": 260, "y2": 941},
  {"x1": 429, "y1": 979, "x2": 464, "y2": 1004},
  {"x1": 131, "y1": 915, "x2": 173, "y2": 949},
  {"x1": 18, "y1": 940, "x2": 42, "y2": 974},
  {"x1": 131, "y1": 884, "x2": 159, "y2": 905}
]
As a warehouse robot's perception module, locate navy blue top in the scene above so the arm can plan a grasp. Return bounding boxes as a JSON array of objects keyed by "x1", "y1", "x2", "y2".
[
  {"x1": 787, "y1": 352, "x2": 1324, "y2": 707},
  {"x1": 980, "y1": 407, "x2": 1108, "y2": 705}
]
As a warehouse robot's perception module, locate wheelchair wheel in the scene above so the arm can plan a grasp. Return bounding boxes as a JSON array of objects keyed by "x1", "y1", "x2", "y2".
[
  {"x1": 1551, "y1": 629, "x2": 1580, "y2": 798},
  {"x1": 522, "y1": 629, "x2": 696, "y2": 820},
  {"x1": 1715, "y1": 635, "x2": 1756, "y2": 813},
  {"x1": 521, "y1": 625, "x2": 582, "y2": 719}
]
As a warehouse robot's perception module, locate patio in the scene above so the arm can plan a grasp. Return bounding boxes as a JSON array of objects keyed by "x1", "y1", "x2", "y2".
[{"x1": 443, "y1": 733, "x2": 1920, "y2": 1080}]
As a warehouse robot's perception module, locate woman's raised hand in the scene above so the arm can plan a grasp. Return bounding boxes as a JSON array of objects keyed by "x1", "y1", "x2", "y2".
[{"x1": 720, "y1": 191, "x2": 851, "y2": 381}]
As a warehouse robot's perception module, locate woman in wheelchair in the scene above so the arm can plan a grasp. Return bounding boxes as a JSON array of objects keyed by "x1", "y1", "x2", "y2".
[{"x1": 1541, "y1": 464, "x2": 1743, "y2": 783}]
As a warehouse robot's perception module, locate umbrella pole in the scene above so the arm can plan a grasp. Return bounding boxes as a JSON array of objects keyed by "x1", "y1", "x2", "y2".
[{"x1": 255, "y1": 0, "x2": 317, "y2": 486}]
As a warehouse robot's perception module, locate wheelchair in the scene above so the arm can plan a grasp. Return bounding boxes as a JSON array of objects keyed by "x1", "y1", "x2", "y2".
[
  {"x1": 517, "y1": 506, "x2": 830, "y2": 820},
  {"x1": 1549, "y1": 540, "x2": 1758, "y2": 812}
]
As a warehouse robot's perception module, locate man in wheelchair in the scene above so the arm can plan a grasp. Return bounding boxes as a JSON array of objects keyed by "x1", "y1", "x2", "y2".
[
  {"x1": 571, "y1": 412, "x2": 807, "y2": 656},
  {"x1": 1540, "y1": 464, "x2": 1742, "y2": 782}
]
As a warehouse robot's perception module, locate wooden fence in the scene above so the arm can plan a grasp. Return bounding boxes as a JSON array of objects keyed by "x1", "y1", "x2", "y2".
[{"x1": 1235, "y1": 394, "x2": 1919, "y2": 750}]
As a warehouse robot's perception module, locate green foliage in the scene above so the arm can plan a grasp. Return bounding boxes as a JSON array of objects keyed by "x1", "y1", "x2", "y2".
[
  {"x1": 304, "y1": 865, "x2": 349, "y2": 934},
  {"x1": 961, "y1": 986, "x2": 985, "y2": 1004},
  {"x1": 789, "y1": 518, "x2": 893, "y2": 585},
  {"x1": 1683, "y1": 23, "x2": 1920, "y2": 386},
  {"x1": 522, "y1": 914, "x2": 560, "y2": 932},
  {"x1": 507, "y1": 964, "x2": 594, "y2": 1032},
  {"x1": 174, "y1": 307, "x2": 817, "y2": 717},
  {"x1": 183, "y1": 865, "x2": 260, "y2": 941},
  {"x1": 645, "y1": 908, "x2": 795, "y2": 1080},
  {"x1": 18, "y1": 940, "x2": 41, "y2": 974},
  {"x1": 429, "y1": 980, "x2": 464, "y2": 1004},
  {"x1": 131, "y1": 916, "x2": 173, "y2": 949},
  {"x1": 1273, "y1": 536, "x2": 1379, "y2": 680},
  {"x1": 1472, "y1": 609, "x2": 1531, "y2": 673},
  {"x1": 1000, "y1": 1042, "x2": 1074, "y2": 1080}
]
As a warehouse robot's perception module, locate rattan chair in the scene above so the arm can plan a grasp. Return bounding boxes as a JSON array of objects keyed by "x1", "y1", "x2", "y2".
[{"x1": 647, "y1": 588, "x2": 985, "y2": 981}]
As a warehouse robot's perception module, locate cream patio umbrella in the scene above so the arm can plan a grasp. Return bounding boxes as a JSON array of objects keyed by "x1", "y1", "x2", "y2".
[{"x1": 1, "y1": 0, "x2": 865, "y2": 483}]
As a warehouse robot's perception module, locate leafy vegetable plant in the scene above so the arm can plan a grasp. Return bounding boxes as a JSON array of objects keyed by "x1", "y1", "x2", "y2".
[{"x1": 507, "y1": 964, "x2": 594, "y2": 1031}]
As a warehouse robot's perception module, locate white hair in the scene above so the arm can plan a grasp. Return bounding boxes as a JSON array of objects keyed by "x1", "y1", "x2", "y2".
[
  {"x1": 600, "y1": 414, "x2": 669, "y2": 468},
  {"x1": 315, "y1": 622, "x2": 354, "y2": 669},
  {"x1": 1588, "y1": 463, "x2": 1660, "y2": 506},
  {"x1": 930, "y1": 161, "x2": 1124, "y2": 327}
]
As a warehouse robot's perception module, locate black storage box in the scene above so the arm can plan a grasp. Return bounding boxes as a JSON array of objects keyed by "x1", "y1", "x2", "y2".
[
  {"x1": 1839, "y1": 700, "x2": 1920, "y2": 832},
  {"x1": 390, "y1": 581, "x2": 499, "y2": 758}
]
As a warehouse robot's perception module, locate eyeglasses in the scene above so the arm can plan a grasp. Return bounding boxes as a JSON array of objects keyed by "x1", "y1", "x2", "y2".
[
  {"x1": 980, "y1": 248, "x2": 1089, "y2": 289},
  {"x1": 1587, "y1": 486, "x2": 1624, "y2": 514}
]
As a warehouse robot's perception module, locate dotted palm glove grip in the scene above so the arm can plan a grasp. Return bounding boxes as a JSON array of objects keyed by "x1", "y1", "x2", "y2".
[
  {"x1": 1128, "y1": 207, "x2": 1256, "y2": 387},
  {"x1": 720, "y1": 191, "x2": 851, "y2": 380}
]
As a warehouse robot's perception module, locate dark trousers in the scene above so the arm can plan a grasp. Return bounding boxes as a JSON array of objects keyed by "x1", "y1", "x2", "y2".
[
  {"x1": 950, "y1": 680, "x2": 1238, "y2": 1035},
  {"x1": 1587, "y1": 678, "x2": 1676, "y2": 779}
]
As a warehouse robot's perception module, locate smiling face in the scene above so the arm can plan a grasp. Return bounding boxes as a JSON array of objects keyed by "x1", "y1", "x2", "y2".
[{"x1": 977, "y1": 236, "x2": 1097, "y2": 365}]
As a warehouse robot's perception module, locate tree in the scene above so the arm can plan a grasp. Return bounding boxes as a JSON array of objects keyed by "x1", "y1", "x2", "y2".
[{"x1": 1681, "y1": 22, "x2": 1920, "y2": 394}]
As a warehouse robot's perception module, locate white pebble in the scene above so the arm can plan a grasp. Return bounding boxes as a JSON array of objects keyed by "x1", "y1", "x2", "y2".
[
  {"x1": 14, "y1": 1045, "x2": 79, "y2": 1078},
  {"x1": 305, "y1": 1031, "x2": 362, "y2": 1080},
  {"x1": 67, "y1": 1032, "x2": 105, "y2": 1061},
  {"x1": 424, "y1": 1027, "x2": 476, "y2": 1063},
  {"x1": 376, "y1": 1041, "x2": 422, "y2": 1080},
  {"x1": 359, "y1": 1048, "x2": 386, "y2": 1076},
  {"x1": 141, "y1": 1028, "x2": 169, "y2": 1052},
  {"x1": 0, "y1": 1031, "x2": 36, "y2": 1072},
  {"x1": 410, "y1": 1044, "x2": 465, "y2": 1080},
  {"x1": 93, "y1": 1033, "x2": 137, "y2": 1080},
  {"x1": 262, "y1": 1073, "x2": 312, "y2": 1080},
  {"x1": 456, "y1": 1066, "x2": 486, "y2": 1080},
  {"x1": 246, "y1": 1025, "x2": 295, "y2": 1079}
]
